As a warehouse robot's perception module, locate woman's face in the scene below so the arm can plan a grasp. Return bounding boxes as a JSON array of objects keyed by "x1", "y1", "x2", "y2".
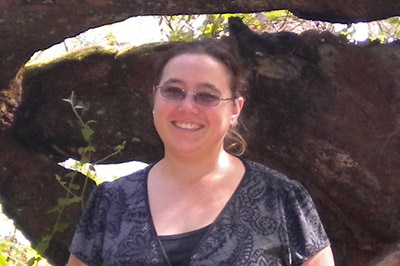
[{"x1": 153, "y1": 53, "x2": 244, "y2": 157}]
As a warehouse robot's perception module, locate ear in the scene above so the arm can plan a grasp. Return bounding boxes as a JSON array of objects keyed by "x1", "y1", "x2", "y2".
[{"x1": 230, "y1": 97, "x2": 245, "y2": 126}]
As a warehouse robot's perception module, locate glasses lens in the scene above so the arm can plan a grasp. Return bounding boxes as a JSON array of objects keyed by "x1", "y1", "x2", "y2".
[
  {"x1": 160, "y1": 86, "x2": 185, "y2": 100},
  {"x1": 195, "y1": 92, "x2": 220, "y2": 106},
  {"x1": 158, "y1": 85, "x2": 226, "y2": 107}
]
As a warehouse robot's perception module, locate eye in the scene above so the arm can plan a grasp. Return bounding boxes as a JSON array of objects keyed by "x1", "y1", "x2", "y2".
[
  {"x1": 196, "y1": 92, "x2": 220, "y2": 104},
  {"x1": 161, "y1": 86, "x2": 185, "y2": 100}
]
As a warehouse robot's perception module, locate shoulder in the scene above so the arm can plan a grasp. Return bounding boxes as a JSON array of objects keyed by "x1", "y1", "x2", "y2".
[
  {"x1": 240, "y1": 159, "x2": 330, "y2": 263},
  {"x1": 242, "y1": 158, "x2": 303, "y2": 191},
  {"x1": 78, "y1": 165, "x2": 153, "y2": 228},
  {"x1": 241, "y1": 158, "x2": 314, "y2": 210}
]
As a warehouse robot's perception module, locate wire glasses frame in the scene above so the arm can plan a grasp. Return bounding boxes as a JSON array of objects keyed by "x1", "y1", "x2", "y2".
[{"x1": 154, "y1": 85, "x2": 235, "y2": 107}]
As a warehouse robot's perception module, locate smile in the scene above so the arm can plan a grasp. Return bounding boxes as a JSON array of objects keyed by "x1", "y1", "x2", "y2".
[{"x1": 173, "y1": 121, "x2": 204, "y2": 130}]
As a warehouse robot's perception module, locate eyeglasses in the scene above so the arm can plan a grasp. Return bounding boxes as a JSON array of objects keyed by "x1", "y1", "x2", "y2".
[{"x1": 155, "y1": 85, "x2": 235, "y2": 107}]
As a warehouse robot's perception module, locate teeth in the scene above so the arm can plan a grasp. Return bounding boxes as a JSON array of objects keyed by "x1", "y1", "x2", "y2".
[{"x1": 174, "y1": 122, "x2": 202, "y2": 130}]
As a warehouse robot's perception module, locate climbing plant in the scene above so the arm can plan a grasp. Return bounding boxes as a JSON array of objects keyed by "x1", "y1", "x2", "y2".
[{"x1": 27, "y1": 92, "x2": 125, "y2": 265}]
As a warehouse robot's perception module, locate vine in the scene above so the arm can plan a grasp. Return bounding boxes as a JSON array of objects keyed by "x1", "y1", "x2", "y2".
[{"x1": 28, "y1": 92, "x2": 125, "y2": 265}]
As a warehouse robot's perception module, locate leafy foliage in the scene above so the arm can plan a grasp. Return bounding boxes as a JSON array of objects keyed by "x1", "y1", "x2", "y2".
[
  {"x1": 0, "y1": 234, "x2": 49, "y2": 266},
  {"x1": 28, "y1": 92, "x2": 125, "y2": 264},
  {"x1": 162, "y1": 12, "x2": 399, "y2": 43},
  {"x1": 162, "y1": 12, "x2": 335, "y2": 41}
]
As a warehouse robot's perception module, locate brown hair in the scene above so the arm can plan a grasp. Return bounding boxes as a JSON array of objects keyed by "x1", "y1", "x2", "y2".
[{"x1": 153, "y1": 39, "x2": 248, "y2": 156}]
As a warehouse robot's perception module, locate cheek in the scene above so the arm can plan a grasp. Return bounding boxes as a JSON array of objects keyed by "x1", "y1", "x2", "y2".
[
  {"x1": 211, "y1": 110, "x2": 234, "y2": 130},
  {"x1": 153, "y1": 95, "x2": 169, "y2": 113},
  {"x1": 152, "y1": 97, "x2": 174, "y2": 131}
]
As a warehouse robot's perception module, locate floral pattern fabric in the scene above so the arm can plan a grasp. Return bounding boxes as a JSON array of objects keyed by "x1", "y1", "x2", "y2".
[{"x1": 69, "y1": 159, "x2": 330, "y2": 266}]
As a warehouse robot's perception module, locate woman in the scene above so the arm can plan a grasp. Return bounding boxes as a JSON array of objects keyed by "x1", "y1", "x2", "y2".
[{"x1": 68, "y1": 40, "x2": 335, "y2": 265}]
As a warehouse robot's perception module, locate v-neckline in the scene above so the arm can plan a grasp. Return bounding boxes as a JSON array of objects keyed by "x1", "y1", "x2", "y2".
[
  {"x1": 143, "y1": 158, "x2": 249, "y2": 265},
  {"x1": 144, "y1": 157, "x2": 249, "y2": 237}
]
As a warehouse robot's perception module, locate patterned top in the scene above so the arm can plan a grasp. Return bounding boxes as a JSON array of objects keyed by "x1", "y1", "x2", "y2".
[{"x1": 69, "y1": 159, "x2": 330, "y2": 266}]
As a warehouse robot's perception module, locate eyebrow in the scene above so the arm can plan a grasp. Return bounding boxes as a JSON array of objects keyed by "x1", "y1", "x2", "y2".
[
  {"x1": 162, "y1": 78, "x2": 183, "y2": 86},
  {"x1": 162, "y1": 78, "x2": 221, "y2": 94},
  {"x1": 197, "y1": 83, "x2": 220, "y2": 94}
]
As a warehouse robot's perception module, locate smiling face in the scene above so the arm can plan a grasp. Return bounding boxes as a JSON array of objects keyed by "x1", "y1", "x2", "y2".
[{"x1": 153, "y1": 53, "x2": 244, "y2": 158}]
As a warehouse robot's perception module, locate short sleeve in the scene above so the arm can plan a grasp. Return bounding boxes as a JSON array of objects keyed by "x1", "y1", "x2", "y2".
[
  {"x1": 69, "y1": 184, "x2": 108, "y2": 265},
  {"x1": 282, "y1": 181, "x2": 330, "y2": 265}
]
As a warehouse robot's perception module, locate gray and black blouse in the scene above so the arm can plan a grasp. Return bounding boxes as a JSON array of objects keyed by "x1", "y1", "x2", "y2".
[{"x1": 69, "y1": 159, "x2": 330, "y2": 265}]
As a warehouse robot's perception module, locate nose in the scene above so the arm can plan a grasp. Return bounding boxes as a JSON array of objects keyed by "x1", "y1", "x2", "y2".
[{"x1": 177, "y1": 92, "x2": 199, "y2": 112}]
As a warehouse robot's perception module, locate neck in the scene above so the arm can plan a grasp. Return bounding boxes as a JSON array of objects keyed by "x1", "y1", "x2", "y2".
[{"x1": 156, "y1": 149, "x2": 235, "y2": 184}]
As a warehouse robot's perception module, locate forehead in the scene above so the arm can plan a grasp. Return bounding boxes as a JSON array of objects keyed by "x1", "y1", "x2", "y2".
[
  {"x1": 164, "y1": 53, "x2": 227, "y2": 71},
  {"x1": 160, "y1": 53, "x2": 231, "y2": 89}
]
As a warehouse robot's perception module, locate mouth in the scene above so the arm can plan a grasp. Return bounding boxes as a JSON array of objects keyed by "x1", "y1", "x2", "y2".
[{"x1": 173, "y1": 121, "x2": 204, "y2": 131}]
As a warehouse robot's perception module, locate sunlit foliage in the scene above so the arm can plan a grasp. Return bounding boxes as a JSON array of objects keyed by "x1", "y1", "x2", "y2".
[{"x1": 162, "y1": 12, "x2": 399, "y2": 43}]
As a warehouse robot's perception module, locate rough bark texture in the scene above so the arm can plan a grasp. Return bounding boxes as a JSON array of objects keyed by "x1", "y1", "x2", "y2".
[{"x1": 0, "y1": 1, "x2": 400, "y2": 266}]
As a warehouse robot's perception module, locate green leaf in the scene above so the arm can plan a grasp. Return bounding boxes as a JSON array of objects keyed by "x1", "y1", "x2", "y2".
[
  {"x1": 78, "y1": 146, "x2": 96, "y2": 156},
  {"x1": 27, "y1": 256, "x2": 42, "y2": 266},
  {"x1": 114, "y1": 141, "x2": 126, "y2": 151},
  {"x1": 54, "y1": 222, "x2": 70, "y2": 233},
  {"x1": 86, "y1": 146, "x2": 96, "y2": 152},
  {"x1": 47, "y1": 206, "x2": 61, "y2": 214},
  {"x1": 81, "y1": 126, "x2": 94, "y2": 142},
  {"x1": 265, "y1": 10, "x2": 291, "y2": 21},
  {"x1": 55, "y1": 174, "x2": 62, "y2": 182},
  {"x1": 57, "y1": 196, "x2": 82, "y2": 207},
  {"x1": 0, "y1": 252, "x2": 8, "y2": 266},
  {"x1": 69, "y1": 183, "x2": 81, "y2": 190},
  {"x1": 48, "y1": 196, "x2": 82, "y2": 213},
  {"x1": 62, "y1": 98, "x2": 72, "y2": 104},
  {"x1": 35, "y1": 235, "x2": 51, "y2": 255}
]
